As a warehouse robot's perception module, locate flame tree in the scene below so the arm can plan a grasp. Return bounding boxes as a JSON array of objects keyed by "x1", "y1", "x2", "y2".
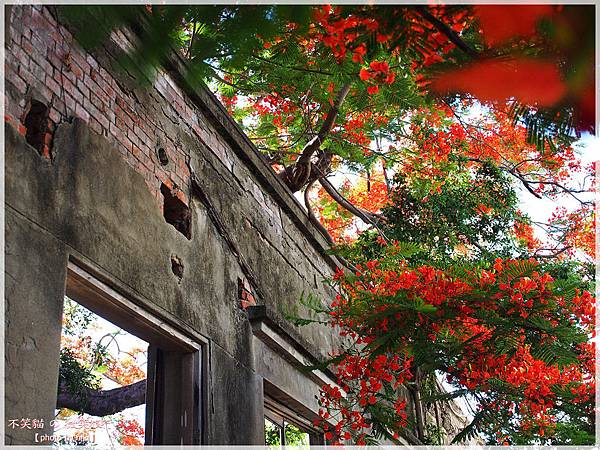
[{"x1": 60, "y1": 4, "x2": 595, "y2": 444}]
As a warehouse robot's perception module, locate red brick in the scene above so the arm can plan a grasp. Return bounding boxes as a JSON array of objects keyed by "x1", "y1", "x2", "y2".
[
  {"x1": 41, "y1": 6, "x2": 58, "y2": 26},
  {"x1": 83, "y1": 98, "x2": 102, "y2": 121},
  {"x1": 175, "y1": 190, "x2": 187, "y2": 204},
  {"x1": 98, "y1": 66, "x2": 111, "y2": 83},
  {"x1": 89, "y1": 117, "x2": 102, "y2": 135},
  {"x1": 75, "y1": 103, "x2": 89, "y2": 122},
  {"x1": 18, "y1": 123, "x2": 27, "y2": 136},
  {"x1": 176, "y1": 162, "x2": 191, "y2": 180},
  {"x1": 124, "y1": 105, "x2": 139, "y2": 121},
  {"x1": 102, "y1": 83, "x2": 115, "y2": 100},
  {"x1": 10, "y1": 46, "x2": 30, "y2": 70},
  {"x1": 134, "y1": 124, "x2": 150, "y2": 142},
  {"x1": 69, "y1": 63, "x2": 84, "y2": 80},
  {"x1": 48, "y1": 52, "x2": 63, "y2": 71},
  {"x1": 29, "y1": 33, "x2": 49, "y2": 58},
  {"x1": 9, "y1": 30, "x2": 22, "y2": 47},
  {"x1": 20, "y1": 37, "x2": 34, "y2": 56},
  {"x1": 95, "y1": 86, "x2": 111, "y2": 106},
  {"x1": 127, "y1": 128, "x2": 141, "y2": 148},
  {"x1": 41, "y1": 145, "x2": 51, "y2": 159},
  {"x1": 60, "y1": 75, "x2": 77, "y2": 96},
  {"x1": 90, "y1": 95, "x2": 106, "y2": 113},
  {"x1": 45, "y1": 75, "x2": 61, "y2": 97},
  {"x1": 109, "y1": 122, "x2": 125, "y2": 141},
  {"x1": 135, "y1": 159, "x2": 149, "y2": 176},
  {"x1": 76, "y1": 78, "x2": 90, "y2": 99},
  {"x1": 39, "y1": 56, "x2": 54, "y2": 75},
  {"x1": 70, "y1": 51, "x2": 90, "y2": 78},
  {"x1": 96, "y1": 113, "x2": 110, "y2": 130},
  {"x1": 22, "y1": 27, "x2": 32, "y2": 42},
  {"x1": 86, "y1": 55, "x2": 99, "y2": 70},
  {"x1": 7, "y1": 71, "x2": 27, "y2": 94},
  {"x1": 104, "y1": 108, "x2": 116, "y2": 125},
  {"x1": 48, "y1": 107, "x2": 61, "y2": 123},
  {"x1": 131, "y1": 145, "x2": 141, "y2": 158},
  {"x1": 139, "y1": 144, "x2": 151, "y2": 158},
  {"x1": 61, "y1": 93, "x2": 75, "y2": 112},
  {"x1": 115, "y1": 96, "x2": 127, "y2": 109},
  {"x1": 121, "y1": 113, "x2": 134, "y2": 130},
  {"x1": 83, "y1": 74, "x2": 100, "y2": 92},
  {"x1": 28, "y1": 60, "x2": 46, "y2": 82}
]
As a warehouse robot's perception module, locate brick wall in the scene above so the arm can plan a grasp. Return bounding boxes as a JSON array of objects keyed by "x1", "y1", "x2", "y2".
[
  {"x1": 4, "y1": 2, "x2": 342, "y2": 356},
  {"x1": 5, "y1": 5, "x2": 240, "y2": 209}
]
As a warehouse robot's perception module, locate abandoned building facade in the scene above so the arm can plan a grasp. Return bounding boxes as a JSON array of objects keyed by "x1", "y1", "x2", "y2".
[{"x1": 4, "y1": 5, "x2": 467, "y2": 445}]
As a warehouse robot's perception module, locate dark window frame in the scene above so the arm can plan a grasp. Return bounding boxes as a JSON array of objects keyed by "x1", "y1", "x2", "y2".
[
  {"x1": 264, "y1": 395, "x2": 324, "y2": 446},
  {"x1": 64, "y1": 260, "x2": 206, "y2": 445}
]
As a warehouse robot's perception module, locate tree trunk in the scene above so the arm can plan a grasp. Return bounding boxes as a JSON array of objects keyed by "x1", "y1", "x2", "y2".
[
  {"x1": 57, "y1": 379, "x2": 147, "y2": 417},
  {"x1": 280, "y1": 83, "x2": 351, "y2": 192}
]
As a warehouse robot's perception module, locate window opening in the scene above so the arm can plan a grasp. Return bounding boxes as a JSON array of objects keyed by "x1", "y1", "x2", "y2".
[
  {"x1": 57, "y1": 262, "x2": 203, "y2": 445},
  {"x1": 55, "y1": 296, "x2": 148, "y2": 446},
  {"x1": 264, "y1": 397, "x2": 320, "y2": 448}
]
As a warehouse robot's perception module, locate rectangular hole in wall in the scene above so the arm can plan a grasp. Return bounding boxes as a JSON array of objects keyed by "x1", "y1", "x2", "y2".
[
  {"x1": 55, "y1": 296, "x2": 149, "y2": 446},
  {"x1": 57, "y1": 261, "x2": 204, "y2": 445},
  {"x1": 264, "y1": 395, "x2": 322, "y2": 448}
]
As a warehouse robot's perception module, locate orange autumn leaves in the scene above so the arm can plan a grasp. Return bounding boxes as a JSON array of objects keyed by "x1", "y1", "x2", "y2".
[
  {"x1": 61, "y1": 334, "x2": 146, "y2": 386},
  {"x1": 310, "y1": 5, "x2": 592, "y2": 127},
  {"x1": 312, "y1": 5, "x2": 470, "y2": 96},
  {"x1": 551, "y1": 206, "x2": 596, "y2": 261},
  {"x1": 315, "y1": 170, "x2": 389, "y2": 242},
  {"x1": 116, "y1": 418, "x2": 145, "y2": 446},
  {"x1": 312, "y1": 105, "x2": 591, "y2": 262}
]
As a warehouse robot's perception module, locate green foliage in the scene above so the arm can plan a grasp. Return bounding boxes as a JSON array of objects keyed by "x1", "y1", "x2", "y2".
[
  {"x1": 58, "y1": 348, "x2": 101, "y2": 412},
  {"x1": 384, "y1": 162, "x2": 520, "y2": 265},
  {"x1": 284, "y1": 291, "x2": 329, "y2": 327},
  {"x1": 264, "y1": 418, "x2": 282, "y2": 446},
  {"x1": 62, "y1": 297, "x2": 95, "y2": 337},
  {"x1": 284, "y1": 422, "x2": 310, "y2": 446},
  {"x1": 422, "y1": 423, "x2": 445, "y2": 445}
]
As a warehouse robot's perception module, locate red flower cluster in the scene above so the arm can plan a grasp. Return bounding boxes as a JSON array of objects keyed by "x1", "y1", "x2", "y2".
[
  {"x1": 312, "y1": 5, "x2": 472, "y2": 90},
  {"x1": 116, "y1": 418, "x2": 144, "y2": 446},
  {"x1": 359, "y1": 61, "x2": 395, "y2": 95},
  {"x1": 315, "y1": 252, "x2": 595, "y2": 443}
]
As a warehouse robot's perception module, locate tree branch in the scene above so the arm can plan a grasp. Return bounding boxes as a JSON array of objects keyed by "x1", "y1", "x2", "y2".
[
  {"x1": 57, "y1": 379, "x2": 146, "y2": 417},
  {"x1": 318, "y1": 177, "x2": 388, "y2": 243},
  {"x1": 533, "y1": 246, "x2": 572, "y2": 258},
  {"x1": 414, "y1": 6, "x2": 480, "y2": 59},
  {"x1": 281, "y1": 83, "x2": 351, "y2": 191},
  {"x1": 304, "y1": 180, "x2": 335, "y2": 245},
  {"x1": 507, "y1": 168, "x2": 543, "y2": 199},
  {"x1": 186, "y1": 19, "x2": 197, "y2": 59},
  {"x1": 251, "y1": 54, "x2": 333, "y2": 76}
]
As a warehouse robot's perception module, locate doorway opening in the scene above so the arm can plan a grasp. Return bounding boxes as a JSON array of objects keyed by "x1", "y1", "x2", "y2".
[
  {"x1": 56, "y1": 261, "x2": 204, "y2": 445},
  {"x1": 55, "y1": 296, "x2": 148, "y2": 445}
]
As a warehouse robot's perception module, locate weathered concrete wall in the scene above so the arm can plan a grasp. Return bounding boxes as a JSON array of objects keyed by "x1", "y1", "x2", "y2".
[{"x1": 5, "y1": 5, "x2": 342, "y2": 445}]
